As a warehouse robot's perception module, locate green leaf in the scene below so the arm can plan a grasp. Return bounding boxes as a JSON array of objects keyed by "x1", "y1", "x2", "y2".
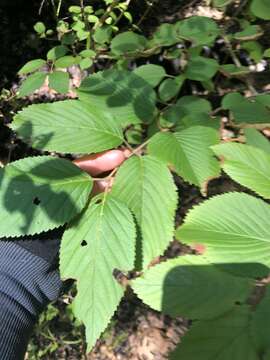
[
  {"x1": 161, "y1": 96, "x2": 213, "y2": 128},
  {"x1": 133, "y1": 64, "x2": 166, "y2": 87},
  {"x1": 176, "y1": 192, "x2": 270, "y2": 278},
  {"x1": 79, "y1": 58, "x2": 93, "y2": 70},
  {"x1": 11, "y1": 100, "x2": 123, "y2": 153},
  {"x1": 158, "y1": 76, "x2": 185, "y2": 102},
  {"x1": 244, "y1": 128, "x2": 270, "y2": 153},
  {"x1": 251, "y1": 285, "x2": 270, "y2": 354},
  {"x1": 60, "y1": 194, "x2": 136, "y2": 351},
  {"x1": 0, "y1": 156, "x2": 92, "y2": 237},
  {"x1": 47, "y1": 45, "x2": 69, "y2": 61},
  {"x1": 264, "y1": 48, "x2": 270, "y2": 57},
  {"x1": 250, "y1": 0, "x2": 270, "y2": 20},
  {"x1": 212, "y1": 0, "x2": 233, "y2": 8},
  {"x1": 111, "y1": 156, "x2": 177, "y2": 268},
  {"x1": 79, "y1": 49, "x2": 96, "y2": 58},
  {"x1": 241, "y1": 41, "x2": 263, "y2": 63},
  {"x1": 176, "y1": 16, "x2": 220, "y2": 45},
  {"x1": 34, "y1": 22, "x2": 46, "y2": 34},
  {"x1": 171, "y1": 307, "x2": 259, "y2": 360},
  {"x1": 110, "y1": 31, "x2": 147, "y2": 55},
  {"x1": 148, "y1": 127, "x2": 220, "y2": 189},
  {"x1": 212, "y1": 143, "x2": 270, "y2": 199},
  {"x1": 17, "y1": 72, "x2": 47, "y2": 98},
  {"x1": 222, "y1": 93, "x2": 270, "y2": 124},
  {"x1": 68, "y1": 5, "x2": 81, "y2": 13},
  {"x1": 233, "y1": 25, "x2": 263, "y2": 41},
  {"x1": 93, "y1": 25, "x2": 112, "y2": 44},
  {"x1": 185, "y1": 56, "x2": 219, "y2": 81},
  {"x1": 49, "y1": 71, "x2": 70, "y2": 94},
  {"x1": 77, "y1": 69, "x2": 157, "y2": 127},
  {"x1": 152, "y1": 23, "x2": 179, "y2": 46},
  {"x1": 55, "y1": 56, "x2": 77, "y2": 68},
  {"x1": 132, "y1": 256, "x2": 252, "y2": 319},
  {"x1": 18, "y1": 59, "x2": 46, "y2": 75},
  {"x1": 219, "y1": 64, "x2": 250, "y2": 77}
]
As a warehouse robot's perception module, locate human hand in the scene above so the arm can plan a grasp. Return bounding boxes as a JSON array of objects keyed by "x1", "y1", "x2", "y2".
[{"x1": 73, "y1": 149, "x2": 131, "y2": 195}]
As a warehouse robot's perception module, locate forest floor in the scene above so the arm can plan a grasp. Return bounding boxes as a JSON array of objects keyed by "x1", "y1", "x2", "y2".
[{"x1": 1, "y1": 0, "x2": 270, "y2": 359}]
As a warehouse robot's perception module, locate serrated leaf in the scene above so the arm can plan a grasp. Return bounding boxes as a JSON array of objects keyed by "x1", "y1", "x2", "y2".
[
  {"x1": 93, "y1": 25, "x2": 112, "y2": 44},
  {"x1": 79, "y1": 57, "x2": 93, "y2": 70},
  {"x1": 176, "y1": 192, "x2": 270, "y2": 278},
  {"x1": 110, "y1": 31, "x2": 147, "y2": 55},
  {"x1": 60, "y1": 194, "x2": 136, "y2": 351},
  {"x1": 79, "y1": 49, "x2": 96, "y2": 58},
  {"x1": 160, "y1": 99, "x2": 218, "y2": 132},
  {"x1": 212, "y1": 143, "x2": 270, "y2": 199},
  {"x1": 158, "y1": 76, "x2": 185, "y2": 102},
  {"x1": 77, "y1": 69, "x2": 157, "y2": 127},
  {"x1": 264, "y1": 48, "x2": 270, "y2": 57},
  {"x1": 171, "y1": 307, "x2": 259, "y2": 360},
  {"x1": 212, "y1": 0, "x2": 233, "y2": 8},
  {"x1": 176, "y1": 16, "x2": 220, "y2": 45},
  {"x1": 242, "y1": 41, "x2": 263, "y2": 63},
  {"x1": 233, "y1": 25, "x2": 263, "y2": 41},
  {"x1": 250, "y1": 0, "x2": 270, "y2": 20},
  {"x1": 185, "y1": 56, "x2": 219, "y2": 81},
  {"x1": 219, "y1": 64, "x2": 250, "y2": 77},
  {"x1": 132, "y1": 256, "x2": 252, "y2": 319},
  {"x1": 49, "y1": 71, "x2": 70, "y2": 94},
  {"x1": 17, "y1": 72, "x2": 47, "y2": 98},
  {"x1": 152, "y1": 23, "x2": 179, "y2": 46},
  {"x1": 251, "y1": 285, "x2": 270, "y2": 354},
  {"x1": 111, "y1": 155, "x2": 177, "y2": 268},
  {"x1": 148, "y1": 127, "x2": 220, "y2": 189},
  {"x1": 0, "y1": 156, "x2": 92, "y2": 237},
  {"x1": 222, "y1": 93, "x2": 270, "y2": 124},
  {"x1": 47, "y1": 45, "x2": 69, "y2": 60},
  {"x1": 12, "y1": 100, "x2": 123, "y2": 154},
  {"x1": 55, "y1": 55, "x2": 77, "y2": 68},
  {"x1": 244, "y1": 128, "x2": 270, "y2": 153},
  {"x1": 18, "y1": 59, "x2": 46, "y2": 75},
  {"x1": 133, "y1": 64, "x2": 166, "y2": 87}
]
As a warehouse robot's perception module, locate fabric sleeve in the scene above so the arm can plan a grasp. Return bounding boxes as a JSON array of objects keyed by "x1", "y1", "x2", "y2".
[{"x1": 0, "y1": 240, "x2": 62, "y2": 360}]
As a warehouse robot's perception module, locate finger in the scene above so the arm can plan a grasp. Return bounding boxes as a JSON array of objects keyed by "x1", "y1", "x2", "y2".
[{"x1": 73, "y1": 149, "x2": 128, "y2": 176}]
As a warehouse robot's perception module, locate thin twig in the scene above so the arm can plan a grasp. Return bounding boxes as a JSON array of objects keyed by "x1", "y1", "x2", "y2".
[
  {"x1": 136, "y1": 1, "x2": 153, "y2": 28},
  {"x1": 114, "y1": 0, "x2": 133, "y2": 27},
  {"x1": 94, "y1": 0, "x2": 120, "y2": 30},
  {"x1": 223, "y1": 35, "x2": 258, "y2": 95}
]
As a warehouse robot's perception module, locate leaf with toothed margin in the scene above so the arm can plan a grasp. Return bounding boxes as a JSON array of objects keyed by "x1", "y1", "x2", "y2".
[
  {"x1": 148, "y1": 126, "x2": 220, "y2": 191},
  {"x1": 60, "y1": 194, "x2": 136, "y2": 351},
  {"x1": 132, "y1": 255, "x2": 252, "y2": 320},
  {"x1": 244, "y1": 128, "x2": 270, "y2": 154},
  {"x1": 11, "y1": 100, "x2": 123, "y2": 154},
  {"x1": 170, "y1": 306, "x2": 259, "y2": 360},
  {"x1": 110, "y1": 155, "x2": 177, "y2": 269},
  {"x1": 77, "y1": 69, "x2": 157, "y2": 127},
  {"x1": 176, "y1": 192, "x2": 270, "y2": 278},
  {"x1": 0, "y1": 156, "x2": 92, "y2": 237},
  {"x1": 212, "y1": 142, "x2": 270, "y2": 199}
]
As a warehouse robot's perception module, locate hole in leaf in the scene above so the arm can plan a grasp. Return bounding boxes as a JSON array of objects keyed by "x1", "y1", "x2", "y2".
[
  {"x1": 95, "y1": 199, "x2": 102, "y2": 204},
  {"x1": 33, "y1": 197, "x2": 41, "y2": 205},
  {"x1": 81, "y1": 240, "x2": 87, "y2": 247},
  {"x1": 235, "y1": 301, "x2": 241, "y2": 305}
]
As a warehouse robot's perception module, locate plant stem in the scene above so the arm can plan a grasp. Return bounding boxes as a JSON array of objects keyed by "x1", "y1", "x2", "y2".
[
  {"x1": 114, "y1": 0, "x2": 132, "y2": 27},
  {"x1": 56, "y1": 0, "x2": 62, "y2": 17},
  {"x1": 94, "y1": 0, "x2": 120, "y2": 30},
  {"x1": 223, "y1": 35, "x2": 258, "y2": 95},
  {"x1": 129, "y1": 138, "x2": 151, "y2": 157}
]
